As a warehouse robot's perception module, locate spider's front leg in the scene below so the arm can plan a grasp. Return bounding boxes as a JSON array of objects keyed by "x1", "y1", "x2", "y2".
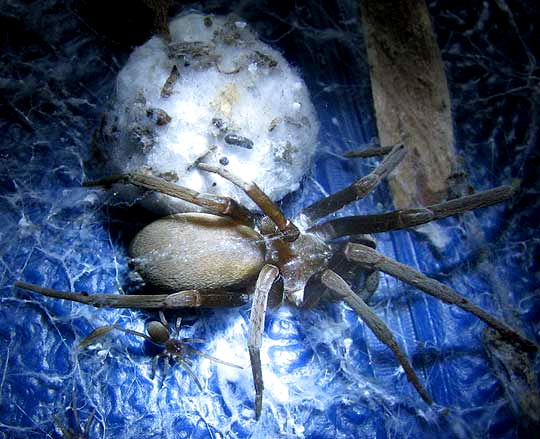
[
  {"x1": 345, "y1": 243, "x2": 538, "y2": 353},
  {"x1": 309, "y1": 184, "x2": 517, "y2": 240},
  {"x1": 197, "y1": 163, "x2": 300, "y2": 241},
  {"x1": 247, "y1": 264, "x2": 280, "y2": 419}
]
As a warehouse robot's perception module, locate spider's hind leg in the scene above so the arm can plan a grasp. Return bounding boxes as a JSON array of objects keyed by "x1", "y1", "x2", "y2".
[{"x1": 83, "y1": 172, "x2": 253, "y2": 224}]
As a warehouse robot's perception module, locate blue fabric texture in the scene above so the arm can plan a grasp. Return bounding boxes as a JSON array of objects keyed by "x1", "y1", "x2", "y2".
[{"x1": 0, "y1": 1, "x2": 538, "y2": 438}]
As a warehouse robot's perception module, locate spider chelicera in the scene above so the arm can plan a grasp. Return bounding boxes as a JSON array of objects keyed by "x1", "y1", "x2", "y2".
[{"x1": 16, "y1": 143, "x2": 537, "y2": 419}]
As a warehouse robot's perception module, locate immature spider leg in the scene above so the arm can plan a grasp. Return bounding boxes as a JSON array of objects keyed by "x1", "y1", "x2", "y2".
[
  {"x1": 197, "y1": 163, "x2": 300, "y2": 241},
  {"x1": 301, "y1": 143, "x2": 407, "y2": 222},
  {"x1": 309, "y1": 184, "x2": 517, "y2": 240},
  {"x1": 319, "y1": 269, "x2": 433, "y2": 404},
  {"x1": 79, "y1": 323, "x2": 151, "y2": 349},
  {"x1": 176, "y1": 357, "x2": 203, "y2": 390},
  {"x1": 248, "y1": 264, "x2": 280, "y2": 419},
  {"x1": 83, "y1": 173, "x2": 253, "y2": 224},
  {"x1": 72, "y1": 392, "x2": 96, "y2": 439},
  {"x1": 183, "y1": 344, "x2": 244, "y2": 369},
  {"x1": 15, "y1": 281, "x2": 249, "y2": 309},
  {"x1": 345, "y1": 243, "x2": 538, "y2": 352}
]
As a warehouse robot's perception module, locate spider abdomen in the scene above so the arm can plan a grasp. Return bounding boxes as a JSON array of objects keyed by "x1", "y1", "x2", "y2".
[{"x1": 129, "y1": 212, "x2": 266, "y2": 292}]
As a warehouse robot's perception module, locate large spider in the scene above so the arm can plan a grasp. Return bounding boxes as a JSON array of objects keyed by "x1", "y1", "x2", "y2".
[{"x1": 15, "y1": 143, "x2": 537, "y2": 419}]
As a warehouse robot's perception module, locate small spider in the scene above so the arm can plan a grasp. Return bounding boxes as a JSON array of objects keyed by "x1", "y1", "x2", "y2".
[
  {"x1": 16, "y1": 143, "x2": 538, "y2": 419},
  {"x1": 79, "y1": 311, "x2": 242, "y2": 389}
]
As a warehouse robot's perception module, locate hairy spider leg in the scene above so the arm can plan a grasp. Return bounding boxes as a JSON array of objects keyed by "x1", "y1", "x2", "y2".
[
  {"x1": 320, "y1": 268, "x2": 433, "y2": 405},
  {"x1": 308, "y1": 184, "x2": 517, "y2": 240},
  {"x1": 197, "y1": 163, "x2": 300, "y2": 241},
  {"x1": 83, "y1": 173, "x2": 253, "y2": 224},
  {"x1": 15, "y1": 281, "x2": 250, "y2": 309},
  {"x1": 345, "y1": 243, "x2": 537, "y2": 353},
  {"x1": 247, "y1": 264, "x2": 280, "y2": 419},
  {"x1": 300, "y1": 143, "x2": 407, "y2": 223}
]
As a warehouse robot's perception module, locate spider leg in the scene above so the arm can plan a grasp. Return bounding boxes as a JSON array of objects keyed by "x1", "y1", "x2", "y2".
[
  {"x1": 320, "y1": 269, "x2": 433, "y2": 404},
  {"x1": 301, "y1": 143, "x2": 406, "y2": 223},
  {"x1": 158, "y1": 310, "x2": 171, "y2": 332},
  {"x1": 53, "y1": 415, "x2": 74, "y2": 439},
  {"x1": 343, "y1": 144, "x2": 395, "y2": 158},
  {"x1": 163, "y1": 355, "x2": 170, "y2": 381},
  {"x1": 151, "y1": 354, "x2": 161, "y2": 379},
  {"x1": 174, "y1": 316, "x2": 182, "y2": 334},
  {"x1": 83, "y1": 173, "x2": 253, "y2": 224},
  {"x1": 345, "y1": 242, "x2": 538, "y2": 352},
  {"x1": 176, "y1": 357, "x2": 203, "y2": 391},
  {"x1": 183, "y1": 344, "x2": 243, "y2": 369},
  {"x1": 197, "y1": 163, "x2": 299, "y2": 241},
  {"x1": 152, "y1": 352, "x2": 171, "y2": 383},
  {"x1": 15, "y1": 282, "x2": 249, "y2": 309},
  {"x1": 79, "y1": 324, "x2": 151, "y2": 349},
  {"x1": 247, "y1": 264, "x2": 280, "y2": 419},
  {"x1": 181, "y1": 338, "x2": 205, "y2": 343},
  {"x1": 309, "y1": 184, "x2": 517, "y2": 240}
]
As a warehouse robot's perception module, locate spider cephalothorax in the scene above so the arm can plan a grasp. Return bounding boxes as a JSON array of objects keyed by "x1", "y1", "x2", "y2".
[{"x1": 16, "y1": 143, "x2": 537, "y2": 419}]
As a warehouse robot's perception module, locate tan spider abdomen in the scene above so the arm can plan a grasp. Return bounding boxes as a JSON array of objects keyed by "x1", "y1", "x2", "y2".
[{"x1": 129, "y1": 212, "x2": 266, "y2": 292}]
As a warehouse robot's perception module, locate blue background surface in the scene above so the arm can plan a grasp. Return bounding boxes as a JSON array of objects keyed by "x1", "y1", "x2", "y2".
[{"x1": 0, "y1": 1, "x2": 539, "y2": 438}]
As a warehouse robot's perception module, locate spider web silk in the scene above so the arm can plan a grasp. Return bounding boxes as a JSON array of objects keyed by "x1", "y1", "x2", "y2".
[{"x1": 0, "y1": 1, "x2": 538, "y2": 438}]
